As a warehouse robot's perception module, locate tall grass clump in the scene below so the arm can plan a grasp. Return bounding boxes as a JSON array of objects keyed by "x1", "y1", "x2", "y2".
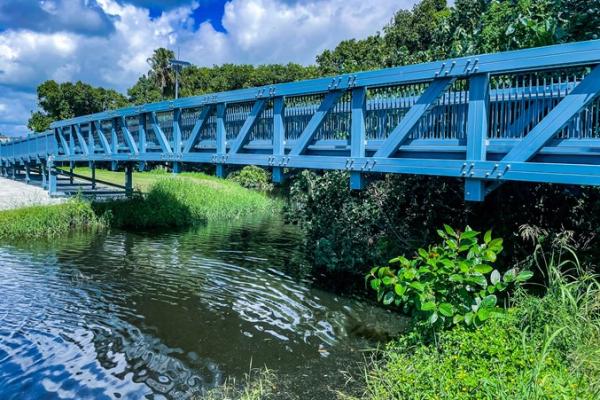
[
  {"x1": 0, "y1": 199, "x2": 107, "y2": 239},
  {"x1": 356, "y1": 231, "x2": 600, "y2": 400},
  {"x1": 200, "y1": 368, "x2": 275, "y2": 400},
  {"x1": 96, "y1": 176, "x2": 280, "y2": 229}
]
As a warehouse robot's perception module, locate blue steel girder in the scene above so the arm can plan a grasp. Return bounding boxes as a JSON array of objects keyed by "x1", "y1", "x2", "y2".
[{"x1": 3, "y1": 39, "x2": 600, "y2": 201}]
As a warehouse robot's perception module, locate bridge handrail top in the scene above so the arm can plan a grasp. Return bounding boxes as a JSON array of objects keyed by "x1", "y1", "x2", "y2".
[{"x1": 48, "y1": 39, "x2": 600, "y2": 129}]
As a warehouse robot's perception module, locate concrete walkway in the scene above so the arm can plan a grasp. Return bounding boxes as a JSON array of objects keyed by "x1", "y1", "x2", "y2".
[{"x1": 0, "y1": 177, "x2": 64, "y2": 211}]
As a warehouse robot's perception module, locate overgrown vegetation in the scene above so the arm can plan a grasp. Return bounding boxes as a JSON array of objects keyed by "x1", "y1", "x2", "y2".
[
  {"x1": 0, "y1": 199, "x2": 107, "y2": 239},
  {"x1": 0, "y1": 169, "x2": 278, "y2": 237},
  {"x1": 94, "y1": 173, "x2": 279, "y2": 230},
  {"x1": 353, "y1": 233, "x2": 600, "y2": 400}
]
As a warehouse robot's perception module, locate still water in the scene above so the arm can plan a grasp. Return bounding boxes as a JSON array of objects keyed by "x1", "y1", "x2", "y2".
[{"x1": 0, "y1": 218, "x2": 405, "y2": 399}]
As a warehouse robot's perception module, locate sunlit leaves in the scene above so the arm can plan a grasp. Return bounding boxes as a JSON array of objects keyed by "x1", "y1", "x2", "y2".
[{"x1": 366, "y1": 225, "x2": 533, "y2": 330}]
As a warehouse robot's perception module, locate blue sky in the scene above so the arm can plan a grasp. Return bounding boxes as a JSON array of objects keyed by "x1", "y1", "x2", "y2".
[{"x1": 0, "y1": 0, "x2": 420, "y2": 136}]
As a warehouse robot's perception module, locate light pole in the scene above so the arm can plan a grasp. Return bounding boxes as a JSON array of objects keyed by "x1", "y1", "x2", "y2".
[{"x1": 169, "y1": 59, "x2": 191, "y2": 99}]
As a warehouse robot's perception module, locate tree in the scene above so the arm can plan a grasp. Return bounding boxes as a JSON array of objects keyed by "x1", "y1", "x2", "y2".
[
  {"x1": 147, "y1": 48, "x2": 176, "y2": 98},
  {"x1": 28, "y1": 80, "x2": 128, "y2": 132}
]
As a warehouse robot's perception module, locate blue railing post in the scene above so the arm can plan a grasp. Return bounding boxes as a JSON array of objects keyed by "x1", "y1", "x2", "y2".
[
  {"x1": 216, "y1": 103, "x2": 227, "y2": 178},
  {"x1": 465, "y1": 74, "x2": 490, "y2": 201},
  {"x1": 351, "y1": 87, "x2": 367, "y2": 190},
  {"x1": 272, "y1": 97, "x2": 285, "y2": 183}
]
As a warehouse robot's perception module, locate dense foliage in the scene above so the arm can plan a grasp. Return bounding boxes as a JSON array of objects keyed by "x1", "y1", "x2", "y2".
[
  {"x1": 367, "y1": 226, "x2": 532, "y2": 328},
  {"x1": 227, "y1": 166, "x2": 274, "y2": 192},
  {"x1": 357, "y1": 244, "x2": 600, "y2": 400},
  {"x1": 28, "y1": 80, "x2": 128, "y2": 132}
]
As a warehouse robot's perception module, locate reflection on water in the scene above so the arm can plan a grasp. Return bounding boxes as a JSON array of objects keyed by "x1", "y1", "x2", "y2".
[{"x1": 0, "y1": 218, "x2": 406, "y2": 399}]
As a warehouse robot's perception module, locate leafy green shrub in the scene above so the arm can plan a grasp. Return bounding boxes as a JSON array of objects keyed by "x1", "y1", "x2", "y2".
[
  {"x1": 228, "y1": 166, "x2": 273, "y2": 192},
  {"x1": 367, "y1": 226, "x2": 532, "y2": 328}
]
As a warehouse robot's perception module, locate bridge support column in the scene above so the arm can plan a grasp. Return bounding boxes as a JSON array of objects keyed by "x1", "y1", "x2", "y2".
[
  {"x1": 125, "y1": 164, "x2": 133, "y2": 197},
  {"x1": 138, "y1": 161, "x2": 146, "y2": 172},
  {"x1": 272, "y1": 168, "x2": 285, "y2": 184},
  {"x1": 69, "y1": 161, "x2": 74, "y2": 185},
  {"x1": 41, "y1": 163, "x2": 47, "y2": 189},
  {"x1": 48, "y1": 170, "x2": 57, "y2": 196},
  {"x1": 25, "y1": 163, "x2": 30, "y2": 183},
  {"x1": 111, "y1": 161, "x2": 118, "y2": 171},
  {"x1": 272, "y1": 97, "x2": 286, "y2": 185},
  {"x1": 173, "y1": 162, "x2": 181, "y2": 174},
  {"x1": 11, "y1": 164, "x2": 16, "y2": 180},
  {"x1": 216, "y1": 164, "x2": 226, "y2": 178},
  {"x1": 90, "y1": 162, "x2": 96, "y2": 190}
]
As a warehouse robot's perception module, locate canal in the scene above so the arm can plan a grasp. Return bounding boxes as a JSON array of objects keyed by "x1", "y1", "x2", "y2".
[{"x1": 0, "y1": 217, "x2": 405, "y2": 399}]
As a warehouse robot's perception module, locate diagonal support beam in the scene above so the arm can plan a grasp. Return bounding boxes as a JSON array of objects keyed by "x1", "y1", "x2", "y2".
[
  {"x1": 374, "y1": 77, "x2": 454, "y2": 158},
  {"x1": 150, "y1": 111, "x2": 173, "y2": 154},
  {"x1": 56, "y1": 127, "x2": 70, "y2": 156},
  {"x1": 229, "y1": 99, "x2": 267, "y2": 154},
  {"x1": 73, "y1": 124, "x2": 89, "y2": 155},
  {"x1": 93, "y1": 121, "x2": 112, "y2": 155},
  {"x1": 289, "y1": 90, "x2": 345, "y2": 156},
  {"x1": 119, "y1": 117, "x2": 139, "y2": 155},
  {"x1": 503, "y1": 64, "x2": 600, "y2": 162},
  {"x1": 183, "y1": 106, "x2": 211, "y2": 153}
]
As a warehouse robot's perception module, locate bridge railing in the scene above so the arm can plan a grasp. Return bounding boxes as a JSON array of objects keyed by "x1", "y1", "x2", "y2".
[{"x1": 3, "y1": 39, "x2": 600, "y2": 200}]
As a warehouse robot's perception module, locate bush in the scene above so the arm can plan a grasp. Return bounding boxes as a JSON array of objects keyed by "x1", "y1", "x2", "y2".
[
  {"x1": 367, "y1": 226, "x2": 532, "y2": 328},
  {"x1": 285, "y1": 171, "x2": 600, "y2": 277},
  {"x1": 228, "y1": 166, "x2": 273, "y2": 192},
  {"x1": 0, "y1": 199, "x2": 107, "y2": 239},
  {"x1": 285, "y1": 171, "x2": 465, "y2": 276}
]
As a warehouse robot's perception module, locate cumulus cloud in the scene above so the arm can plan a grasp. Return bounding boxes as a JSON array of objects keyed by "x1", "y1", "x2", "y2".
[
  {"x1": 0, "y1": 0, "x2": 115, "y2": 36},
  {"x1": 0, "y1": 0, "x2": 419, "y2": 136}
]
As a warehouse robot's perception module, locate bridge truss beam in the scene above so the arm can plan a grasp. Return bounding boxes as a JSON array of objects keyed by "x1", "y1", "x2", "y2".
[{"x1": 3, "y1": 40, "x2": 600, "y2": 201}]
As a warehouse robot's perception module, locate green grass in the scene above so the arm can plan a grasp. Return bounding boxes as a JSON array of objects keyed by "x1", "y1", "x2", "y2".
[
  {"x1": 0, "y1": 168, "x2": 280, "y2": 238},
  {"x1": 352, "y1": 252, "x2": 600, "y2": 400},
  {"x1": 91, "y1": 170, "x2": 281, "y2": 229},
  {"x1": 0, "y1": 199, "x2": 107, "y2": 239},
  {"x1": 68, "y1": 167, "x2": 238, "y2": 193},
  {"x1": 199, "y1": 368, "x2": 275, "y2": 400}
]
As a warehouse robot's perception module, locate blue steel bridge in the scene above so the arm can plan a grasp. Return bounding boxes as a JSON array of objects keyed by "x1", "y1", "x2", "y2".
[{"x1": 2, "y1": 40, "x2": 600, "y2": 201}]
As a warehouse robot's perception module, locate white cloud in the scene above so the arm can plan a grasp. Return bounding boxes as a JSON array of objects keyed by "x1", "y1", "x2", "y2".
[{"x1": 0, "y1": 0, "x2": 419, "y2": 136}]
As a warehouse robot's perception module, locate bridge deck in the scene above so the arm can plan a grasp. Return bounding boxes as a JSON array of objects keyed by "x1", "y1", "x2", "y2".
[{"x1": 2, "y1": 40, "x2": 600, "y2": 200}]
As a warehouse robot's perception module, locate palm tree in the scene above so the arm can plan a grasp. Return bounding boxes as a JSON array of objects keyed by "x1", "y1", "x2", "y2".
[{"x1": 147, "y1": 48, "x2": 176, "y2": 98}]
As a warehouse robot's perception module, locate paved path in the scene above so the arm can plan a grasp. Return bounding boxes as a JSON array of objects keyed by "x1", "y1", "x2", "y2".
[{"x1": 0, "y1": 177, "x2": 64, "y2": 210}]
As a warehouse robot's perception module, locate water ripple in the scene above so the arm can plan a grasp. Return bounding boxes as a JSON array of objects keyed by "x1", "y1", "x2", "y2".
[{"x1": 0, "y1": 219, "x2": 404, "y2": 399}]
